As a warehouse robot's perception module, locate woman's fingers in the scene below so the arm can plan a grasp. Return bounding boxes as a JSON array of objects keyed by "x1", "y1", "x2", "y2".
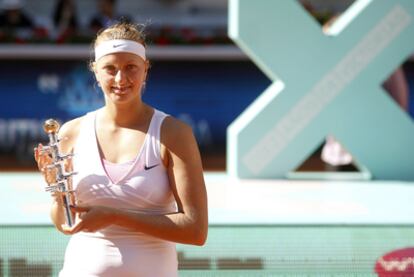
[
  {"x1": 34, "y1": 144, "x2": 42, "y2": 165},
  {"x1": 60, "y1": 206, "x2": 114, "y2": 234},
  {"x1": 34, "y1": 144, "x2": 57, "y2": 184},
  {"x1": 35, "y1": 144, "x2": 74, "y2": 186},
  {"x1": 61, "y1": 219, "x2": 84, "y2": 234},
  {"x1": 34, "y1": 147, "x2": 38, "y2": 162},
  {"x1": 61, "y1": 206, "x2": 93, "y2": 234},
  {"x1": 64, "y1": 156, "x2": 73, "y2": 172},
  {"x1": 70, "y1": 205, "x2": 91, "y2": 214},
  {"x1": 35, "y1": 144, "x2": 48, "y2": 169}
]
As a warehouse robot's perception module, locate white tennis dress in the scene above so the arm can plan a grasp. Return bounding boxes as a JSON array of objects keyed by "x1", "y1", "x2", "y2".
[{"x1": 59, "y1": 109, "x2": 178, "y2": 277}]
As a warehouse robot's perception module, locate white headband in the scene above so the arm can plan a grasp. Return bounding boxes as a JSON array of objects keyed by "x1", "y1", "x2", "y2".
[{"x1": 95, "y1": 39, "x2": 146, "y2": 61}]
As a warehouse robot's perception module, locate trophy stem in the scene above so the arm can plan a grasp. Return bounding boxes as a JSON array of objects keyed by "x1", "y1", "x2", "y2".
[{"x1": 62, "y1": 192, "x2": 74, "y2": 227}]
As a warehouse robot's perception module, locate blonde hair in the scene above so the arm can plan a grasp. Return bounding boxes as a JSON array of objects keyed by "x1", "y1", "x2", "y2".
[
  {"x1": 89, "y1": 21, "x2": 148, "y2": 71},
  {"x1": 94, "y1": 21, "x2": 147, "y2": 47}
]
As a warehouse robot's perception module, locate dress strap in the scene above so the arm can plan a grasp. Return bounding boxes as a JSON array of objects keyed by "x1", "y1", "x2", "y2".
[{"x1": 145, "y1": 109, "x2": 168, "y2": 167}]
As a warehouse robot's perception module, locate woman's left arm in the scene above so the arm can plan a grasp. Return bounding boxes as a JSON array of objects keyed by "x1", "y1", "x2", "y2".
[{"x1": 65, "y1": 118, "x2": 208, "y2": 245}]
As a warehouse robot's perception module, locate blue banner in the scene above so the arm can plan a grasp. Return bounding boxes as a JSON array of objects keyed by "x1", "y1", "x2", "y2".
[{"x1": 0, "y1": 60, "x2": 270, "y2": 162}]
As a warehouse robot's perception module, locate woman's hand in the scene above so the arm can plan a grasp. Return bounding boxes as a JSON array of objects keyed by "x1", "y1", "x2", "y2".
[
  {"x1": 34, "y1": 143, "x2": 57, "y2": 185},
  {"x1": 34, "y1": 143, "x2": 73, "y2": 200},
  {"x1": 61, "y1": 205, "x2": 117, "y2": 234}
]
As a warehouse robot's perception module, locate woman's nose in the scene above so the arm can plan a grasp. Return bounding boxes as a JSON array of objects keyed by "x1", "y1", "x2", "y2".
[{"x1": 114, "y1": 70, "x2": 126, "y2": 83}]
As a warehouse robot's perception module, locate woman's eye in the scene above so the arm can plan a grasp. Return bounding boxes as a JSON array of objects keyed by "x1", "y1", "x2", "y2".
[
  {"x1": 127, "y1": 64, "x2": 138, "y2": 70},
  {"x1": 104, "y1": 66, "x2": 116, "y2": 74}
]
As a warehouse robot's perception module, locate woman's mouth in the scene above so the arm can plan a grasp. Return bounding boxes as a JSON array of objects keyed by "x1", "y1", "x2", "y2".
[{"x1": 112, "y1": 86, "x2": 131, "y2": 95}]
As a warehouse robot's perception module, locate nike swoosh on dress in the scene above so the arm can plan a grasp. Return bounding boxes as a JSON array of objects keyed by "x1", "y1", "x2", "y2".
[{"x1": 144, "y1": 164, "x2": 159, "y2": 170}]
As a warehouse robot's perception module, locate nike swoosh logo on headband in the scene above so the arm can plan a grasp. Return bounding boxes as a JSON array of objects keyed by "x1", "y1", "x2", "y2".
[{"x1": 113, "y1": 44, "x2": 125, "y2": 48}]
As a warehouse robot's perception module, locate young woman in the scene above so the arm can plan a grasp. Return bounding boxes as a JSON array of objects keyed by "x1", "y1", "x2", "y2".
[{"x1": 34, "y1": 22, "x2": 208, "y2": 276}]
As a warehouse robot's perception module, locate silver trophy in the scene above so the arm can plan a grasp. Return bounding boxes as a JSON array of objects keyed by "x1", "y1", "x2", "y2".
[{"x1": 41, "y1": 119, "x2": 77, "y2": 227}]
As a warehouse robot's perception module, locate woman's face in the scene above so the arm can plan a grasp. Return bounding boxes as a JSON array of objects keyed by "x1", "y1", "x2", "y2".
[{"x1": 94, "y1": 52, "x2": 148, "y2": 105}]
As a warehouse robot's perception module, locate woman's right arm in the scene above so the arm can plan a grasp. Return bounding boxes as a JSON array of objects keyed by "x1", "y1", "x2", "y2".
[{"x1": 34, "y1": 117, "x2": 81, "y2": 233}]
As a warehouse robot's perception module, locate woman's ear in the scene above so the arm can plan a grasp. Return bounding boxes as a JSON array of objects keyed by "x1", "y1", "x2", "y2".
[
  {"x1": 143, "y1": 60, "x2": 150, "y2": 81},
  {"x1": 145, "y1": 60, "x2": 150, "y2": 72},
  {"x1": 92, "y1": 62, "x2": 97, "y2": 74},
  {"x1": 90, "y1": 61, "x2": 101, "y2": 87},
  {"x1": 91, "y1": 62, "x2": 100, "y2": 84}
]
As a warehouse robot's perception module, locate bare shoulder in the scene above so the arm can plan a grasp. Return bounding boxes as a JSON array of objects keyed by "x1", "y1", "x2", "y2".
[
  {"x1": 160, "y1": 116, "x2": 199, "y2": 166},
  {"x1": 58, "y1": 116, "x2": 85, "y2": 153},
  {"x1": 161, "y1": 116, "x2": 194, "y2": 147}
]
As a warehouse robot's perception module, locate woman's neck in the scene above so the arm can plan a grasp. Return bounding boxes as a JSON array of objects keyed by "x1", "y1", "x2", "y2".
[{"x1": 100, "y1": 101, "x2": 151, "y2": 129}]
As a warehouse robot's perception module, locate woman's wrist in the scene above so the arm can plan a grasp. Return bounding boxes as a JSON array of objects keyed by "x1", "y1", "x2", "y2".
[{"x1": 112, "y1": 208, "x2": 124, "y2": 226}]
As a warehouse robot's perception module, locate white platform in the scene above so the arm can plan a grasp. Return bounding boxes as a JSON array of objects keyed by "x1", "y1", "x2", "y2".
[
  {"x1": 1, "y1": 172, "x2": 413, "y2": 225},
  {"x1": 206, "y1": 173, "x2": 414, "y2": 224}
]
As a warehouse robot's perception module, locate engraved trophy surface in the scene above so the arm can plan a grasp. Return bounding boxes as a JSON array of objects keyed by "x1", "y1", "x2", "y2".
[{"x1": 41, "y1": 119, "x2": 76, "y2": 227}]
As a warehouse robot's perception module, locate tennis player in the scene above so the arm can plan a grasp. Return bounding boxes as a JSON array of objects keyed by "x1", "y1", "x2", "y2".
[{"x1": 34, "y1": 21, "x2": 208, "y2": 277}]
